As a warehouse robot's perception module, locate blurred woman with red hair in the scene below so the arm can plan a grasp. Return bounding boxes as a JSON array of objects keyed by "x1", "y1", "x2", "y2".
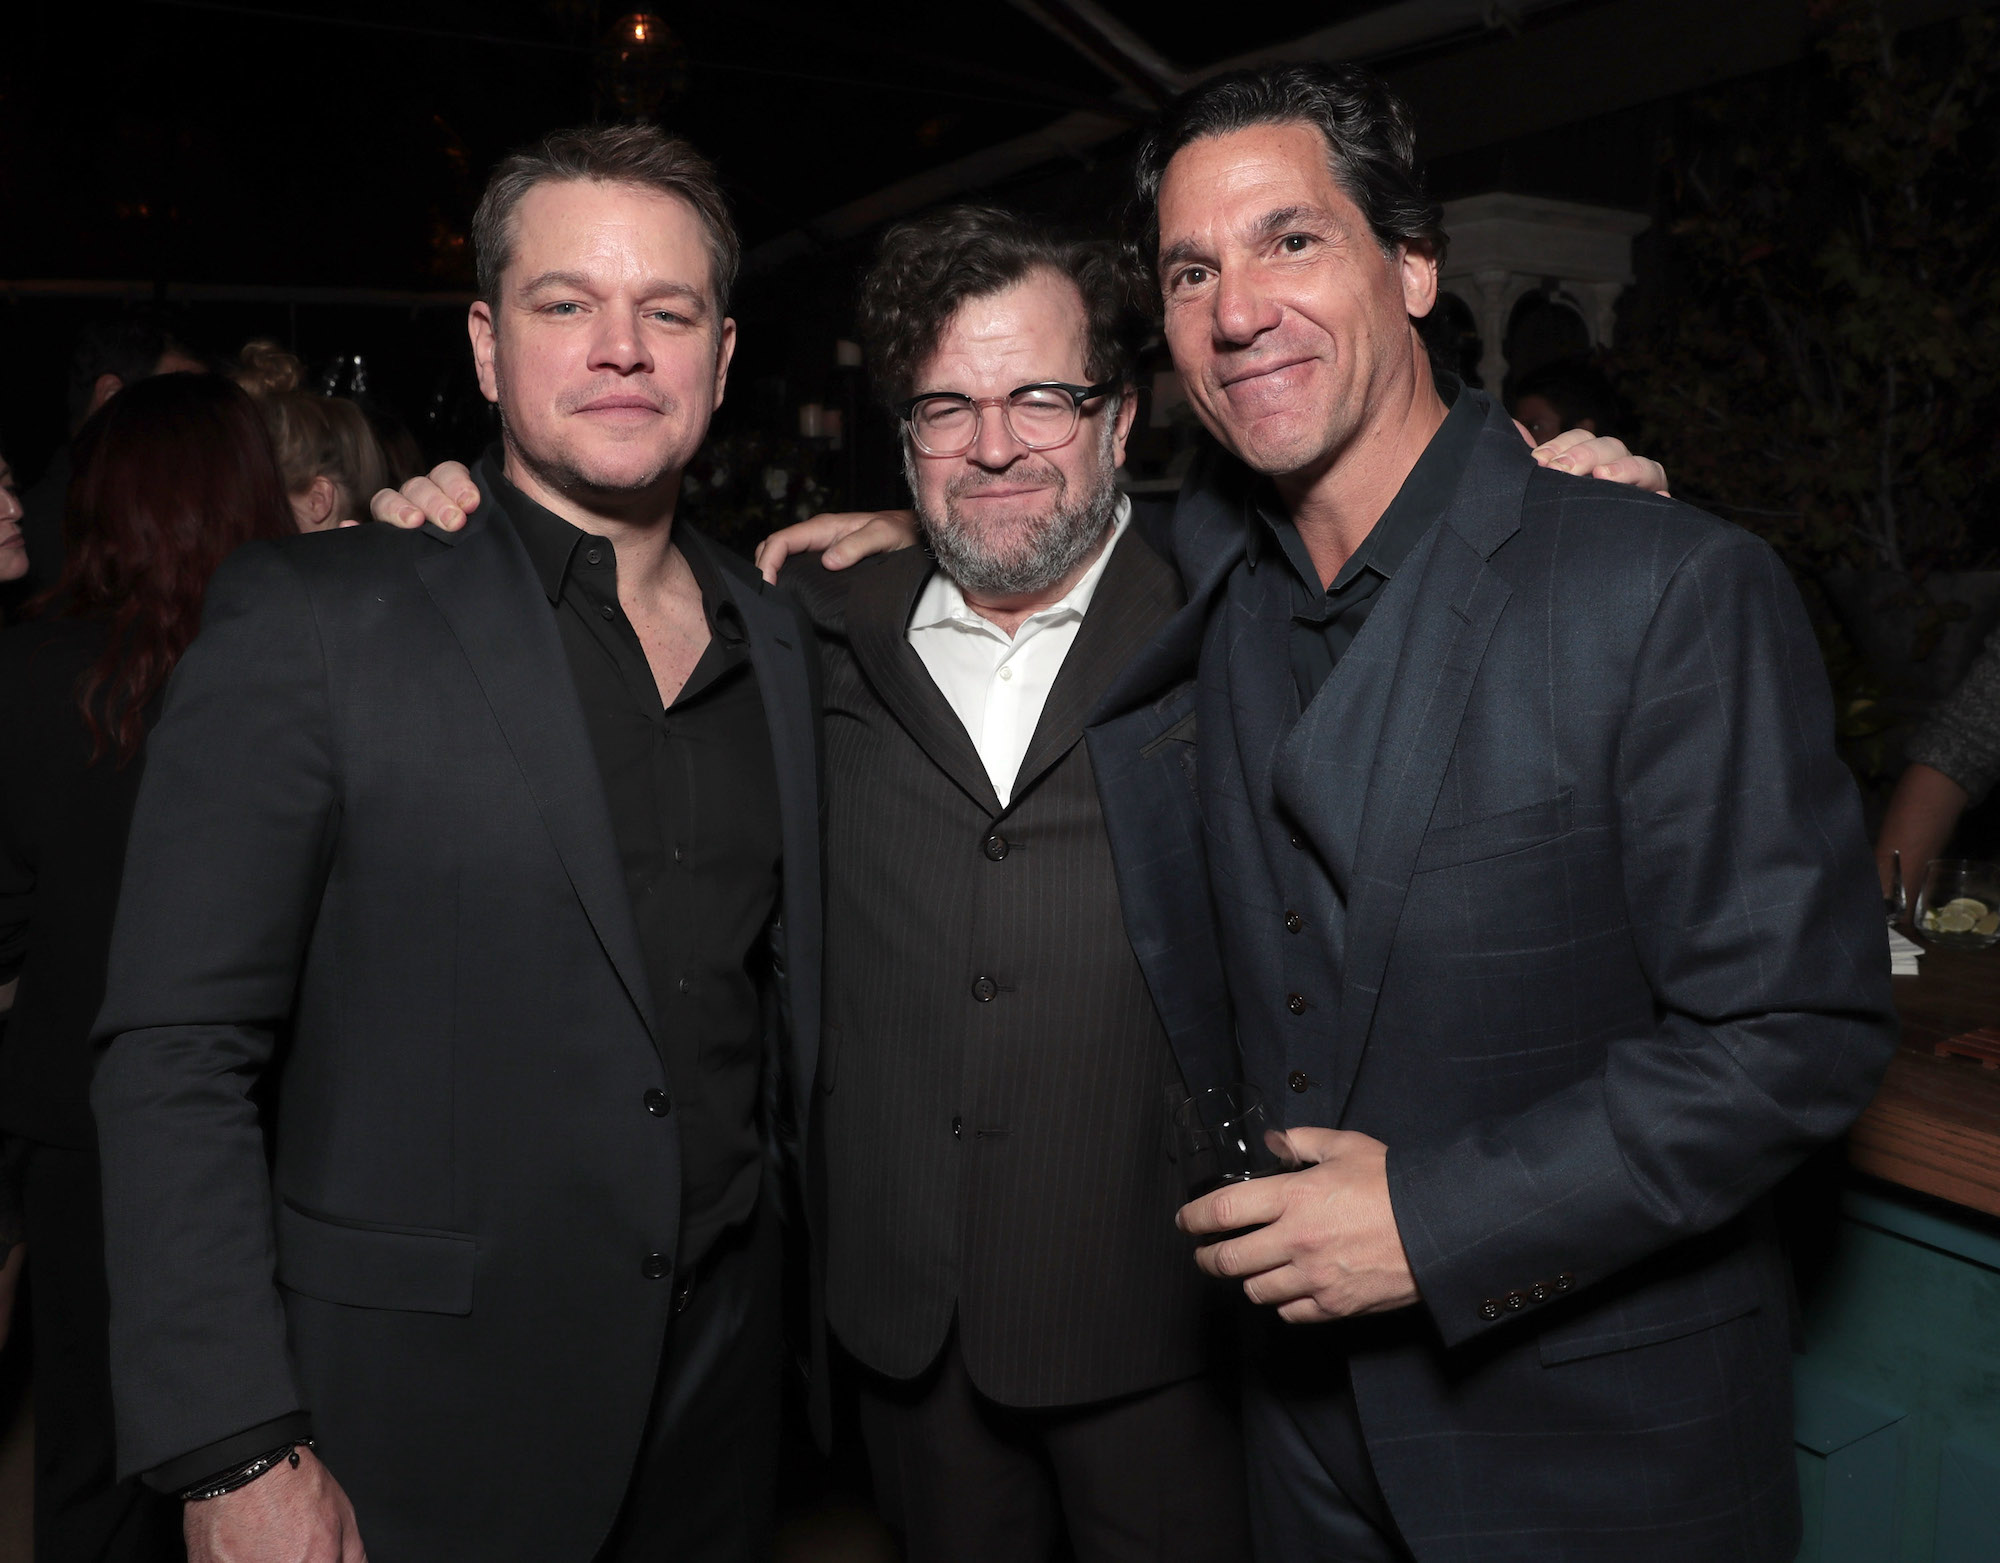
[{"x1": 0, "y1": 372, "x2": 291, "y2": 1563}]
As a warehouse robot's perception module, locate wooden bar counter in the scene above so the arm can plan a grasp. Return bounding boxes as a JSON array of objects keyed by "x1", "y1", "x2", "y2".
[{"x1": 1849, "y1": 946, "x2": 2000, "y2": 1217}]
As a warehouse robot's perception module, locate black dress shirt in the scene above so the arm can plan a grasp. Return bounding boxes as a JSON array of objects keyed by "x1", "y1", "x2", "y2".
[
  {"x1": 492, "y1": 461, "x2": 781, "y2": 1273},
  {"x1": 1253, "y1": 379, "x2": 1481, "y2": 707}
]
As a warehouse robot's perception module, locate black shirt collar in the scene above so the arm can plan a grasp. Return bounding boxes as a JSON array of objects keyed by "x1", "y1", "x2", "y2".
[
  {"x1": 1249, "y1": 375, "x2": 1478, "y2": 596},
  {"x1": 480, "y1": 450, "x2": 738, "y2": 637}
]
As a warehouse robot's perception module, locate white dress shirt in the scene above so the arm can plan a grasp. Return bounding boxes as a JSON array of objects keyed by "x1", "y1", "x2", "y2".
[{"x1": 907, "y1": 497, "x2": 1132, "y2": 807}]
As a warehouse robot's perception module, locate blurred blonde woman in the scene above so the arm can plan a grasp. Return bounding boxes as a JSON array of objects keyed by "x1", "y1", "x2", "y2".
[{"x1": 235, "y1": 340, "x2": 390, "y2": 531}]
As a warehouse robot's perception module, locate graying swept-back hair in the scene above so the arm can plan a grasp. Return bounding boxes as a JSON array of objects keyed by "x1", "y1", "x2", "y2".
[{"x1": 470, "y1": 124, "x2": 740, "y2": 317}]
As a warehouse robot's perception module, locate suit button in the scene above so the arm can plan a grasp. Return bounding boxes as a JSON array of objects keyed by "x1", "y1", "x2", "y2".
[
  {"x1": 1286, "y1": 993, "x2": 1307, "y2": 1015},
  {"x1": 983, "y1": 834, "x2": 1009, "y2": 861},
  {"x1": 1289, "y1": 832, "x2": 1305, "y2": 850},
  {"x1": 952, "y1": 1115, "x2": 963, "y2": 1139},
  {"x1": 1504, "y1": 1290, "x2": 1527, "y2": 1311},
  {"x1": 1284, "y1": 910, "x2": 1303, "y2": 933},
  {"x1": 971, "y1": 976, "x2": 998, "y2": 1002},
  {"x1": 642, "y1": 1252, "x2": 671, "y2": 1280},
  {"x1": 1528, "y1": 1281, "x2": 1549, "y2": 1303},
  {"x1": 1287, "y1": 1070, "x2": 1311, "y2": 1093},
  {"x1": 1480, "y1": 1299, "x2": 1502, "y2": 1321},
  {"x1": 1554, "y1": 1272, "x2": 1574, "y2": 1292},
  {"x1": 644, "y1": 1088, "x2": 671, "y2": 1116}
]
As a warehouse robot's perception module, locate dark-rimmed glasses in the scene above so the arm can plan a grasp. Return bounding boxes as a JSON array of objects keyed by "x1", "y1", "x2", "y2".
[{"x1": 897, "y1": 380, "x2": 1117, "y2": 458}]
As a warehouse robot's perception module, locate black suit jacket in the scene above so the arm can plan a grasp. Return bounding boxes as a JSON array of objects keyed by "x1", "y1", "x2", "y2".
[
  {"x1": 90, "y1": 482, "x2": 821, "y2": 1563},
  {"x1": 1090, "y1": 401, "x2": 1898, "y2": 1559},
  {"x1": 786, "y1": 515, "x2": 1227, "y2": 1408},
  {"x1": 0, "y1": 618, "x2": 151, "y2": 1149}
]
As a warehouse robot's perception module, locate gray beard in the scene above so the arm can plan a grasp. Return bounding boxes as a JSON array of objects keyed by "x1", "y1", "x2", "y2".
[{"x1": 909, "y1": 420, "x2": 1122, "y2": 598}]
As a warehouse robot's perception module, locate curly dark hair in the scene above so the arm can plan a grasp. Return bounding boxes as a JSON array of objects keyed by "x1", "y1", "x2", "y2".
[
  {"x1": 1125, "y1": 63, "x2": 1446, "y2": 313},
  {"x1": 857, "y1": 204, "x2": 1139, "y2": 413}
]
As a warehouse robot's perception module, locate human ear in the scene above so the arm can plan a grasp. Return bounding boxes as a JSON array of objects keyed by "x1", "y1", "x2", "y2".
[
  {"x1": 1110, "y1": 384, "x2": 1140, "y2": 469},
  {"x1": 469, "y1": 301, "x2": 500, "y2": 406},
  {"x1": 1399, "y1": 243, "x2": 1440, "y2": 320},
  {"x1": 712, "y1": 317, "x2": 737, "y2": 407}
]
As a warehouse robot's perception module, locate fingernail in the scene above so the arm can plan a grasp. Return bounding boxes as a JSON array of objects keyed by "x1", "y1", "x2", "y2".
[{"x1": 444, "y1": 508, "x2": 463, "y2": 526}]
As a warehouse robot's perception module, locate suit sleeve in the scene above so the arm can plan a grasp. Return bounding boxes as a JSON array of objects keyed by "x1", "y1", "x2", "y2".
[
  {"x1": 1388, "y1": 528, "x2": 1898, "y2": 1347},
  {"x1": 90, "y1": 541, "x2": 340, "y2": 1479}
]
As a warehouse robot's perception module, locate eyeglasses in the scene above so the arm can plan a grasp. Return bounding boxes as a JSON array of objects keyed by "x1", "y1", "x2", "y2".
[{"x1": 897, "y1": 380, "x2": 1117, "y2": 458}]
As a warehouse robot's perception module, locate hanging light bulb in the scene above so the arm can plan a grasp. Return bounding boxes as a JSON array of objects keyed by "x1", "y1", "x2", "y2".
[{"x1": 596, "y1": 12, "x2": 689, "y2": 120}]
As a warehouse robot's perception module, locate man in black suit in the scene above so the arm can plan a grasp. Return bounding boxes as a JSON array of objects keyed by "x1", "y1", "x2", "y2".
[
  {"x1": 1083, "y1": 65, "x2": 1898, "y2": 1560},
  {"x1": 91, "y1": 125, "x2": 821, "y2": 1563}
]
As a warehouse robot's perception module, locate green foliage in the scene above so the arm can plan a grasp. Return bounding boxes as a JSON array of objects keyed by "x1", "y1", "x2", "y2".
[{"x1": 1619, "y1": 0, "x2": 2000, "y2": 577}]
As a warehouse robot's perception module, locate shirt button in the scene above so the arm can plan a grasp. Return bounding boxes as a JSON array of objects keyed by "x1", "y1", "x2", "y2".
[
  {"x1": 1287, "y1": 1070, "x2": 1311, "y2": 1093},
  {"x1": 998, "y1": 666, "x2": 1013, "y2": 681},
  {"x1": 586, "y1": 547, "x2": 603, "y2": 566},
  {"x1": 672, "y1": 844, "x2": 685, "y2": 864},
  {"x1": 952, "y1": 1115, "x2": 963, "y2": 1139},
  {"x1": 644, "y1": 1088, "x2": 671, "y2": 1116},
  {"x1": 599, "y1": 603, "x2": 616, "y2": 621},
  {"x1": 642, "y1": 1253, "x2": 671, "y2": 1280},
  {"x1": 677, "y1": 977, "x2": 693, "y2": 996},
  {"x1": 983, "y1": 834, "x2": 1009, "y2": 861},
  {"x1": 1284, "y1": 910, "x2": 1303, "y2": 933},
  {"x1": 1286, "y1": 993, "x2": 1308, "y2": 1015},
  {"x1": 971, "y1": 976, "x2": 998, "y2": 1003}
]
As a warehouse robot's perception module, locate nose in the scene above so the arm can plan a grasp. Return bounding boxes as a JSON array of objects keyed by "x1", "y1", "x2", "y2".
[
  {"x1": 1213, "y1": 267, "x2": 1282, "y2": 349},
  {"x1": 589, "y1": 307, "x2": 654, "y2": 376},
  {"x1": 968, "y1": 401, "x2": 1025, "y2": 469}
]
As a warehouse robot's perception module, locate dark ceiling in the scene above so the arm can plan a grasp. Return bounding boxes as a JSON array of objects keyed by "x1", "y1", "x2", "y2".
[{"x1": 0, "y1": 0, "x2": 1390, "y2": 289}]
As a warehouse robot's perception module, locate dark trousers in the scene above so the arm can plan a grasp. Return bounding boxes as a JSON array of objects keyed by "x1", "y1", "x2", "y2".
[
  {"x1": 856, "y1": 1331, "x2": 1247, "y2": 1563},
  {"x1": 595, "y1": 1198, "x2": 783, "y2": 1563},
  {"x1": 14, "y1": 1138, "x2": 183, "y2": 1563},
  {"x1": 1239, "y1": 1312, "x2": 1411, "y2": 1563}
]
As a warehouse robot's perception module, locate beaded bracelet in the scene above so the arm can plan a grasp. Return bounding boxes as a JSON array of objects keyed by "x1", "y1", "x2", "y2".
[{"x1": 178, "y1": 1440, "x2": 314, "y2": 1502}]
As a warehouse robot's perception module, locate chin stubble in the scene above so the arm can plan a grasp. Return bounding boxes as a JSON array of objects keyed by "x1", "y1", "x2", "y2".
[{"x1": 910, "y1": 417, "x2": 1122, "y2": 597}]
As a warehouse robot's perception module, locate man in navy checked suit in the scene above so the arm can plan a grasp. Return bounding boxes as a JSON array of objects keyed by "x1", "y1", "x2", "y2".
[{"x1": 1084, "y1": 64, "x2": 1898, "y2": 1561}]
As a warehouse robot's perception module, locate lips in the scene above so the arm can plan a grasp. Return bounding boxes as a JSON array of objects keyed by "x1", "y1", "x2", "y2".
[
  {"x1": 575, "y1": 396, "x2": 664, "y2": 414},
  {"x1": 1219, "y1": 356, "x2": 1314, "y2": 391}
]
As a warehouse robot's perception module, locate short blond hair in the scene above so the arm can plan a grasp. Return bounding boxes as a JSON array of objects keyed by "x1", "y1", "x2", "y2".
[{"x1": 471, "y1": 124, "x2": 739, "y2": 316}]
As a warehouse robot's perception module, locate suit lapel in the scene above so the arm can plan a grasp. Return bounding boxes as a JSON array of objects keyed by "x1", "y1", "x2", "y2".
[
  {"x1": 416, "y1": 505, "x2": 661, "y2": 1048},
  {"x1": 1310, "y1": 403, "x2": 1532, "y2": 1115},
  {"x1": 683, "y1": 527, "x2": 823, "y2": 1127},
  {"x1": 846, "y1": 549, "x2": 1004, "y2": 816},
  {"x1": 1011, "y1": 526, "x2": 1181, "y2": 801}
]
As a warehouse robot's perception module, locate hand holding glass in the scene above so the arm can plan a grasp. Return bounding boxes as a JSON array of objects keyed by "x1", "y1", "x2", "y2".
[{"x1": 1173, "y1": 1084, "x2": 1302, "y2": 1203}]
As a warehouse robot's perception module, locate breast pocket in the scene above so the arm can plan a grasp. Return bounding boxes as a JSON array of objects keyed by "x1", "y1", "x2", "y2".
[{"x1": 1415, "y1": 790, "x2": 1573, "y2": 874}]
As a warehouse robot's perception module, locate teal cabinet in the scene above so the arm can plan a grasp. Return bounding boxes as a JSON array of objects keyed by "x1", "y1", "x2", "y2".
[{"x1": 1793, "y1": 1188, "x2": 2000, "y2": 1562}]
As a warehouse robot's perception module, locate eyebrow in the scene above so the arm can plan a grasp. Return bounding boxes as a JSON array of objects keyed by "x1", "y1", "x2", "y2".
[
  {"x1": 516, "y1": 271, "x2": 710, "y2": 312},
  {"x1": 1158, "y1": 203, "x2": 1341, "y2": 273}
]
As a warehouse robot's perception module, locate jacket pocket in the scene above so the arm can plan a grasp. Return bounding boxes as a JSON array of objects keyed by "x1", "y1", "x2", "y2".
[
  {"x1": 1416, "y1": 790, "x2": 1573, "y2": 874},
  {"x1": 1537, "y1": 1274, "x2": 1761, "y2": 1366},
  {"x1": 276, "y1": 1198, "x2": 475, "y2": 1316}
]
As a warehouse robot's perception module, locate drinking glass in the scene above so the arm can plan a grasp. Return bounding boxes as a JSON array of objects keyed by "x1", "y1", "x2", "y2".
[
  {"x1": 1914, "y1": 858, "x2": 2000, "y2": 950},
  {"x1": 1172, "y1": 1083, "x2": 1301, "y2": 1202}
]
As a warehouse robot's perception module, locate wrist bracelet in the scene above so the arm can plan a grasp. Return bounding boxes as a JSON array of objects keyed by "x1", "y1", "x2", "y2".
[{"x1": 178, "y1": 1439, "x2": 314, "y2": 1502}]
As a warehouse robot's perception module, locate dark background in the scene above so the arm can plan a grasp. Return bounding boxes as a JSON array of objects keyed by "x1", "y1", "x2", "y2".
[{"x1": 3, "y1": 0, "x2": 1981, "y2": 508}]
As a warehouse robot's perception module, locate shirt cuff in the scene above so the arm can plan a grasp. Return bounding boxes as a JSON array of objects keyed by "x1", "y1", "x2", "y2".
[{"x1": 143, "y1": 1412, "x2": 315, "y2": 1495}]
